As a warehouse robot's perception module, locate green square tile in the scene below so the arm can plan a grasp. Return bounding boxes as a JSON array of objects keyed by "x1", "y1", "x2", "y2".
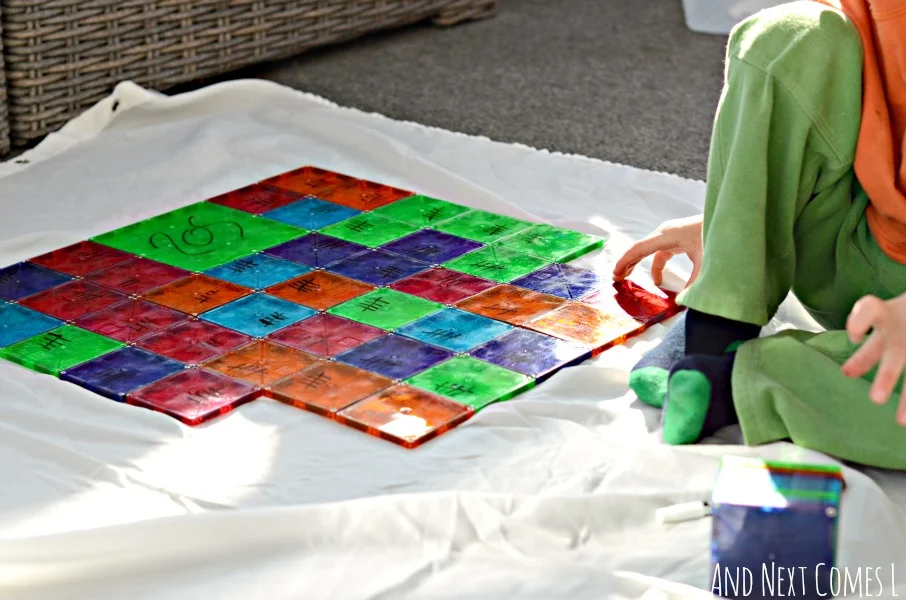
[
  {"x1": 328, "y1": 289, "x2": 442, "y2": 330},
  {"x1": 92, "y1": 202, "x2": 307, "y2": 271},
  {"x1": 499, "y1": 224, "x2": 605, "y2": 262},
  {"x1": 435, "y1": 210, "x2": 535, "y2": 243},
  {"x1": 373, "y1": 195, "x2": 471, "y2": 227},
  {"x1": 319, "y1": 213, "x2": 419, "y2": 248},
  {"x1": 406, "y1": 356, "x2": 534, "y2": 410},
  {"x1": 443, "y1": 245, "x2": 550, "y2": 283},
  {"x1": 0, "y1": 325, "x2": 124, "y2": 376}
]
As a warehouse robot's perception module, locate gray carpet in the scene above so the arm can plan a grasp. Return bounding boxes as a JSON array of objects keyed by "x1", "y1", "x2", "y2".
[{"x1": 239, "y1": 0, "x2": 728, "y2": 181}]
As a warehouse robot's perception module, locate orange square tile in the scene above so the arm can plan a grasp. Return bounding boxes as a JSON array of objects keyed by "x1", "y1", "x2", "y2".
[
  {"x1": 335, "y1": 385, "x2": 474, "y2": 448},
  {"x1": 269, "y1": 362, "x2": 393, "y2": 416},
  {"x1": 456, "y1": 284, "x2": 566, "y2": 326},
  {"x1": 260, "y1": 166, "x2": 357, "y2": 197},
  {"x1": 319, "y1": 180, "x2": 413, "y2": 211},
  {"x1": 265, "y1": 271, "x2": 373, "y2": 310},
  {"x1": 143, "y1": 274, "x2": 251, "y2": 315},
  {"x1": 525, "y1": 303, "x2": 642, "y2": 352},
  {"x1": 203, "y1": 340, "x2": 320, "y2": 387}
]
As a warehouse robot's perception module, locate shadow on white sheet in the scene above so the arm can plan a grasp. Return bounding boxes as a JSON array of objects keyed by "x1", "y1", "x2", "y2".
[{"x1": 0, "y1": 80, "x2": 903, "y2": 600}]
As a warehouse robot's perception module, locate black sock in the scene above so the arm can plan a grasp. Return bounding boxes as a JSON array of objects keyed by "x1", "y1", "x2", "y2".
[
  {"x1": 661, "y1": 353, "x2": 738, "y2": 444},
  {"x1": 685, "y1": 309, "x2": 760, "y2": 356}
]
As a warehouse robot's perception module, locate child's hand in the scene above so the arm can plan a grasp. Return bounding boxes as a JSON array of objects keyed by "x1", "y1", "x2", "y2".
[
  {"x1": 842, "y1": 294, "x2": 906, "y2": 425},
  {"x1": 612, "y1": 215, "x2": 703, "y2": 287}
]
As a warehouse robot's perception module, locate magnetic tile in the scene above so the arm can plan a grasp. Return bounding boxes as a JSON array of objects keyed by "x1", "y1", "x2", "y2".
[
  {"x1": 336, "y1": 334, "x2": 452, "y2": 380},
  {"x1": 267, "y1": 313, "x2": 385, "y2": 357},
  {"x1": 263, "y1": 233, "x2": 368, "y2": 268},
  {"x1": 443, "y1": 245, "x2": 549, "y2": 283},
  {"x1": 204, "y1": 254, "x2": 311, "y2": 290},
  {"x1": 0, "y1": 302, "x2": 63, "y2": 348},
  {"x1": 137, "y1": 319, "x2": 251, "y2": 364},
  {"x1": 19, "y1": 280, "x2": 126, "y2": 321},
  {"x1": 266, "y1": 271, "x2": 374, "y2": 310},
  {"x1": 142, "y1": 274, "x2": 251, "y2": 315},
  {"x1": 396, "y1": 308, "x2": 513, "y2": 353},
  {"x1": 200, "y1": 293, "x2": 316, "y2": 338},
  {"x1": 525, "y1": 303, "x2": 643, "y2": 351},
  {"x1": 203, "y1": 340, "x2": 320, "y2": 387},
  {"x1": 435, "y1": 210, "x2": 535, "y2": 244},
  {"x1": 455, "y1": 285, "x2": 565, "y2": 326},
  {"x1": 260, "y1": 166, "x2": 357, "y2": 197},
  {"x1": 92, "y1": 202, "x2": 306, "y2": 271},
  {"x1": 0, "y1": 325, "x2": 124, "y2": 376},
  {"x1": 389, "y1": 267, "x2": 497, "y2": 304},
  {"x1": 510, "y1": 263, "x2": 607, "y2": 300},
  {"x1": 319, "y1": 213, "x2": 419, "y2": 248},
  {"x1": 207, "y1": 183, "x2": 304, "y2": 214},
  {"x1": 318, "y1": 179, "x2": 413, "y2": 210},
  {"x1": 29, "y1": 240, "x2": 132, "y2": 277},
  {"x1": 269, "y1": 362, "x2": 393, "y2": 416},
  {"x1": 327, "y1": 249, "x2": 429, "y2": 286},
  {"x1": 499, "y1": 224, "x2": 605, "y2": 262},
  {"x1": 469, "y1": 329, "x2": 591, "y2": 381},
  {"x1": 581, "y1": 280, "x2": 682, "y2": 324},
  {"x1": 61, "y1": 347, "x2": 185, "y2": 401},
  {"x1": 75, "y1": 299, "x2": 187, "y2": 343},
  {"x1": 374, "y1": 194, "x2": 471, "y2": 227},
  {"x1": 126, "y1": 368, "x2": 258, "y2": 425},
  {"x1": 328, "y1": 289, "x2": 442, "y2": 331},
  {"x1": 84, "y1": 257, "x2": 189, "y2": 296},
  {"x1": 381, "y1": 229, "x2": 482, "y2": 263},
  {"x1": 335, "y1": 385, "x2": 474, "y2": 448},
  {"x1": 263, "y1": 197, "x2": 361, "y2": 230},
  {"x1": 0, "y1": 262, "x2": 72, "y2": 301},
  {"x1": 405, "y1": 356, "x2": 533, "y2": 410}
]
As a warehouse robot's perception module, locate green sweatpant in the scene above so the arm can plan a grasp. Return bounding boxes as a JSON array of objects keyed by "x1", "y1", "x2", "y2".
[{"x1": 675, "y1": 2, "x2": 906, "y2": 469}]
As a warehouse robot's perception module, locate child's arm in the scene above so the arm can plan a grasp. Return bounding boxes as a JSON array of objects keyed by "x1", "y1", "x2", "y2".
[{"x1": 842, "y1": 293, "x2": 906, "y2": 425}]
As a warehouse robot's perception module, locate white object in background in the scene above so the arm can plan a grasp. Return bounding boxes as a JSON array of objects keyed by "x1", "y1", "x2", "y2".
[
  {"x1": 681, "y1": 0, "x2": 790, "y2": 35},
  {"x1": 655, "y1": 501, "x2": 712, "y2": 524}
]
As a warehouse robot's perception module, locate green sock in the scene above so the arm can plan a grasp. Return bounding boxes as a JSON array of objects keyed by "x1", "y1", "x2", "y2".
[
  {"x1": 629, "y1": 367, "x2": 670, "y2": 408},
  {"x1": 662, "y1": 354, "x2": 737, "y2": 445}
]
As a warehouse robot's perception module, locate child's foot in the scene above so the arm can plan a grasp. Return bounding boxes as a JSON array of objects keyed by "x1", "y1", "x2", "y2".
[
  {"x1": 661, "y1": 353, "x2": 738, "y2": 445},
  {"x1": 685, "y1": 309, "x2": 760, "y2": 356},
  {"x1": 629, "y1": 314, "x2": 686, "y2": 408}
]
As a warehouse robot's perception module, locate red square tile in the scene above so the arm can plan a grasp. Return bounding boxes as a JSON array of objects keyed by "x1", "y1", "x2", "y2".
[
  {"x1": 84, "y1": 257, "x2": 189, "y2": 295},
  {"x1": 75, "y1": 299, "x2": 187, "y2": 343},
  {"x1": 137, "y1": 319, "x2": 252, "y2": 364},
  {"x1": 20, "y1": 280, "x2": 127, "y2": 321},
  {"x1": 390, "y1": 267, "x2": 497, "y2": 304},
  {"x1": 29, "y1": 240, "x2": 133, "y2": 277},
  {"x1": 267, "y1": 313, "x2": 386, "y2": 357},
  {"x1": 207, "y1": 183, "x2": 304, "y2": 214}
]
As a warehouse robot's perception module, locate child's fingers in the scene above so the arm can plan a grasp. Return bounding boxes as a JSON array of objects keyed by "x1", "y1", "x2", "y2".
[
  {"x1": 847, "y1": 295, "x2": 885, "y2": 344},
  {"x1": 870, "y1": 348, "x2": 906, "y2": 404},
  {"x1": 612, "y1": 234, "x2": 673, "y2": 280},
  {"x1": 842, "y1": 333, "x2": 884, "y2": 378},
  {"x1": 650, "y1": 250, "x2": 674, "y2": 286}
]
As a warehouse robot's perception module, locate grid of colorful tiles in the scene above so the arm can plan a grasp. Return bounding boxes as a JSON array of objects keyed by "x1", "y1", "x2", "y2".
[{"x1": 0, "y1": 166, "x2": 682, "y2": 448}]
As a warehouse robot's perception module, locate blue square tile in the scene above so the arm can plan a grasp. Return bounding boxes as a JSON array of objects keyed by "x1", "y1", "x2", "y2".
[
  {"x1": 263, "y1": 197, "x2": 362, "y2": 230},
  {"x1": 336, "y1": 334, "x2": 453, "y2": 380},
  {"x1": 381, "y1": 229, "x2": 483, "y2": 264},
  {"x1": 0, "y1": 302, "x2": 64, "y2": 348},
  {"x1": 204, "y1": 254, "x2": 311, "y2": 290},
  {"x1": 60, "y1": 347, "x2": 185, "y2": 401},
  {"x1": 510, "y1": 263, "x2": 606, "y2": 299},
  {"x1": 263, "y1": 233, "x2": 368, "y2": 268},
  {"x1": 328, "y1": 249, "x2": 429, "y2": 286},
  {"x1": 470, "y1": 328, "x2": 590, "y2": 381},
  {"x1": 396, "y1": 308, "x2": 513, "y2": 352},
  {"x1": 200, "y1": 293, "x2": 317, "y2": 337},
  {"x1": 0, "y1": 262, "x2": 72, "y2": 301}
]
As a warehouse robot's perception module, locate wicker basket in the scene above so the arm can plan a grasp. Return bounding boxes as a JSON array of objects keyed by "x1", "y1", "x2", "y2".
[{"x1": 1, "y1": 0, "x2": 497, "y2": 148}]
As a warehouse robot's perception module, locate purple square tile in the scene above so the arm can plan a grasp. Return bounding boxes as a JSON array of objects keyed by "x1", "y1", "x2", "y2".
[
  {"x1": 263, "y1": 233, "x2": 368, "y2": 268},
  {"x1": 337, "y1": 334, "x2": 453, "y2": 380},
  {"x1": 61, "y1": 347, "x2": 186, "y2": 401},
  {"x1": 470, "y1": 328, "x2": 590, "y2": 381},
  {"x1": 510, "y1": 263, "x2": 607, "y2": 300},
  {"x1": 328, "y1": 249, "x2": 430, "y2": 286},
  {"x1": 0, "y1": 262, "x2": 72, "y2": 301},
  {"x1": 382, "y1": 229, "x2": 482, "y2": 264}
]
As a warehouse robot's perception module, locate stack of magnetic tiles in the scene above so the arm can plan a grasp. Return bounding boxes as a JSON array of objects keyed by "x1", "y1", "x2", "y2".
[{"x1": 0, "y1": 166, "x2": 681, "y2": 448}]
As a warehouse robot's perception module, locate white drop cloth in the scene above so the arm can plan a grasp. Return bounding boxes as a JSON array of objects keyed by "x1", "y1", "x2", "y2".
[{"x1": 0, "y1": 80, "x2": 904, "y2": 600}]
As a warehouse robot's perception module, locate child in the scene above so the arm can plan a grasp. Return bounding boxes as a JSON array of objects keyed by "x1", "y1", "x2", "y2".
[{"x1": 612, "y1": 0, "x2": 906, "y2": 470}]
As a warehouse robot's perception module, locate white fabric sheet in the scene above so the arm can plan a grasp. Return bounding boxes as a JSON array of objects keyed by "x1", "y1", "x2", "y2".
[{"x1": 0, "y1": 80, "x2": 904, "y2": 600}]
